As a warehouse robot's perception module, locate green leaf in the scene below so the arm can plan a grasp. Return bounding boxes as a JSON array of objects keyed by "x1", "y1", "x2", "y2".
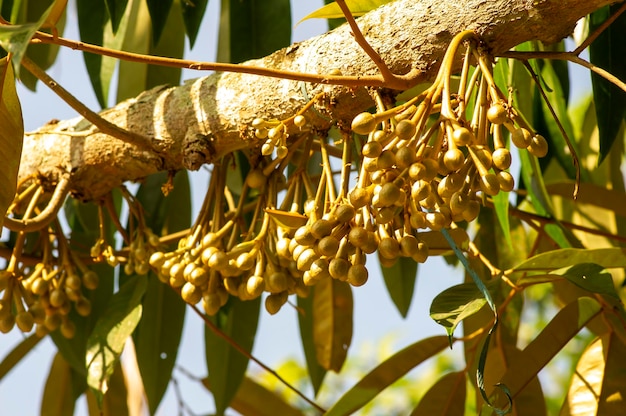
[
  {"x1": 104, "y1": 0, "x2": 128, "y2": 33},
  {"x1": 204, "y1": 296, "x2": 261, "y2": 415},
  {"x1": 299, "y1": 0, "x2": 392, "y2": 22},
  {"x1": 86, "y1": 275, "x2": 147, "y2": 406},
  {"x1": 0, "y1": 3, "x2": 52, "y2": 76},
  {"x1": 380, "y1": 255, "x2": 418, "y2": 318},
  {"x1": 430, "y1": 281, "x2": 500, "y2": 338},
  {"x1": 512, "y1": 248, "x2": 626, "y2": 272},
  {"x1": 410, "y1": 371, "x2": 466, "y2": 416},
  {"x1": 76, "y1": 0, "x2": 119, "y2": 108},
  {"x1": 146, "y1": 0, "x2": 173, "y2": 44},
  {"x1": 0, "y1": 58, "x2": 22, "y2": 229},
  {"x1": 517, "y1": 148, "x2": 576, "y2": 248},
  {"x1": 599, "y1": 332, "x2": 626, "y2": 413},
  {"x1": 132, "y1": 171, "x2": 190, "y2": 414},
  {"x1": 41, "y1": 353, "x2": 76, "y2": 416},
  {"x1": 500, "y1": 297, "x2": 602, "y2": 399},
  {"x1": 116, "y1": 0, "x2": 183, "y2": 102},
  {"x1": 589, "y1": 5, "x2": 626, "y2": 165},
  {"x1": 0, "y1": 333, "x2": 42, "y2": 381},
  {"x1": 313, "y1": 276, "x2": 353, "y2": 372},
  {"x1": 217, "y1": 0, "x2": 291, "y2": 64},
  {"x1": 52, "y1": 198, "x2": 116, "y2": 376},
  {"x1": 533, "y1": 57, "x2": 580, "y2": 180},
  {"x1": 203, "y1": 376, "x2": 304, "y2": 416},
  {"x1": 181, "y1": 0, "x2": 208, "y2": 48},
  {"x1": 492, "y1": 191, "x2": 512, "y2": 248},
  {"x1": 297, "y1": 293, "x2": 327, "y2": 395},
  {"x1": 326, "y1": 336, "x2": 449, "y2": 416},
  {"x1": 554, "y1": 263, "x2": 620, "y2": 301}
]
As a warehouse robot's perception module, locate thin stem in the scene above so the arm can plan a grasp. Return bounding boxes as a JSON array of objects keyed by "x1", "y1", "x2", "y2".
[
  {"x1": 189, "y1": 304, "x2": 326, "y2": 414},
  {"x1": 574, "y1": 2, "x2": 626, "y2": 54},
  {"x1": 31, "y1": 31, "x2": 420, "y2": 90},
  {"x1": 3, "y1": 176, "x2": 70, "y2": 232},
  {"x1": 335, "y1": 0, "x2": 396, "y2": 82},
  {"x1": 522, "y1": 61, "x2": 581, "y2": 199}
]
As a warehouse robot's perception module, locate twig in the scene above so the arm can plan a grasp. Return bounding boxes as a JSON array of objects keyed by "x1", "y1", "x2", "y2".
[
  {"x1": 189, "y1": 304, "x2": 326, "y2": 414},
  {"x1": 335, "y1": 0, "x2": 397, "y2": 82},
  {"x1": 3, "y1": 176, "x2": 70, "y2": 232},
  {"x1": 30, "y1": 31, "x2": 420, "y2": 90},
  {"x1": 574, "y1": 2, "x2": 626, "y2": 54},
  {"x1": 20, "y1": 55, "x2": 161, "y2": 154}
]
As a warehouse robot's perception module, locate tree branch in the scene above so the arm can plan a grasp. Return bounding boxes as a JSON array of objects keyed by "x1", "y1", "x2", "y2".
[{"x1": 17, "y1": 0, "x2": 618, "y2": 201}]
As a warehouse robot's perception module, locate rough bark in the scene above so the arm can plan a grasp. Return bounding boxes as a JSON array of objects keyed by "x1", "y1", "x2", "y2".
[{"x1": 18, "y1": 0, "x2": 619, "y2": 200}]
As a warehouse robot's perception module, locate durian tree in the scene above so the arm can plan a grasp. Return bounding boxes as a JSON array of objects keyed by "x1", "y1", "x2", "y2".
[{"x1": 1, "y1": 0, "x2": 626, "y2": 414}]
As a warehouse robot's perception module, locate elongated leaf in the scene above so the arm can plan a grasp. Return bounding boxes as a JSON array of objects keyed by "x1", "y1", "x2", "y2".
[
  {"x1": 410, "y1": 371, "x2": 466, "y2": 416},
  {"x1": 217, "y1": 0, "x2": 291, "y2": 64},
  {"x1": 560, "y1": 336, "x2": 604, "y2": 415},
  {"x1": 297, "y1": 293, "x2": 327, "y2": 395},
  {"x1": 430, "y1": 281, "x2": 502, "y2": 338},
  {"x1": 0, "y1": 333, "x2": 41, "y2": 381},
  {"x1": 0, "y1": 3, "x2": 52, "y2": 76},
  {"x1": 86, "y1": 275, "x2": 147, "y2": 406},
  {"x1": 181, "y1": 0, "x2": 208, "y2": 48},
  {"x1": 546, "y1": 182, "x2": 626, "y2": 218},
  {"x1": 599, "y1": 332, "x2": 626, "y2": 414},
  {"x1": 18, "y1": 0, "x2": 65, "y2": 91},
  {"x1": 313, "y1": 276, "x2": 353, "y2": 372},
  {"x1": 132, "y1": 172, "x2": 190, "y2": 414},
  {"x1": 380, "y1": 256, "x2": 418, "y2": 318},
  {"x1": 589, "y1": 5, "x2": 626, "y2": 164},
  {"x1": 299, "y1": 0, "x2": 391, "y2": 22},
  {"x1": 512, "y1": 248, "x2": 626, "y2": 272},
  {"x1": 326, "y1": 336, "x2": 449, "y2": 416},
  {"x1": 560, "y1": 333, "x2": 626, "y2": 415},
  {"x1": 419, "y1": 228, "x2": 469, "y2": 256},
  {"x1": 500, "y1": 297, "x2": 602, "y2": 398},
  {"x1": 146, "y1": 0, "x2": 173, "y2": 44},
  {"x1": 492, "y1": 191, "x2": 512, "y2": 248},
  {"x1": 41, "y1": 353, "x2": 76, "y2": 416},
  {"x1": 203, "y1": 376, "x2": 304, "y2": 416},
  {"x1": 104, "y1": 0, "x2": 128, "y2": 33},
  {"x1": 553, "y1": 263, "x2": 619, "y2": 301},
  {"x1": 86, "y1": 362, "x2": 129, "y2": 416},
  {"x1": 76, "y1": 0, "x2": 118, "y2": 108},
  {"x1": 205, "y1": 296, "x2": 261, "y2": 415},
  {"x1": 0, "y1": 58, "x2": 22, "y2": 228},
  {"x1": 116, "y1": 0, "x2": 183, "y2": 102},
  {"x1": 517, "y1": 149, "x2": 575, "y2": 248}
]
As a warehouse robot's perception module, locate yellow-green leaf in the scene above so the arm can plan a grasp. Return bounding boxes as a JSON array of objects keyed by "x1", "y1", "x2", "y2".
[
  {"x1": 420, "y1": 228, "x2": 469, "y2": 256},
  {"x1": 546, "y1": 182, "x2": 626, "y2": 218},
  {"x1": 560, "y1": 336, "x2": 604, "y2": 415},
  {"x1": 41, "y1": 353, "x2": 76, "y2": 416},
  {"x1": 0, "y1": 58, "x2": 23, "y2": 228},
  {"x1": 313, "y1": 276, "x2": 353, "y2": 372},
  {"x1": 326, "y1": 336, "x2": 449, "y2": 416},
  {"x1": 512, "y1": 248, "x2": 626, "y2": 272},
  {"x1": 266, "y1": 209, "x2": 308, "y2": 230},
  {"x1": 500, "y1": 297, "x2": 602, "y2": 399},
  {"x1": 410, "y1": 371, "x2": 466, "y2": 416},
  {"x1": 299, "y1": 0, "x2": 392, "y2": 23},
  {"x1": 203, "y1": 376, "x2": 304, "y2": 416},
  {"x1": 86, "y1": 362, "x2": 130, "y2": 416}
]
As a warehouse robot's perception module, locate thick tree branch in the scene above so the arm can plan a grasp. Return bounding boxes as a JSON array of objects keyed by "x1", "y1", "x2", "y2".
[{"x1": 17, "y1": 0, "x2": 619, "y2": 201}]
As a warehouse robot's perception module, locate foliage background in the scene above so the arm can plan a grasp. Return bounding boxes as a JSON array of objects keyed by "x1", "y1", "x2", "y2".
[{"x1": 0, "y1": 0, "x2": 617, "y2": 415}]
